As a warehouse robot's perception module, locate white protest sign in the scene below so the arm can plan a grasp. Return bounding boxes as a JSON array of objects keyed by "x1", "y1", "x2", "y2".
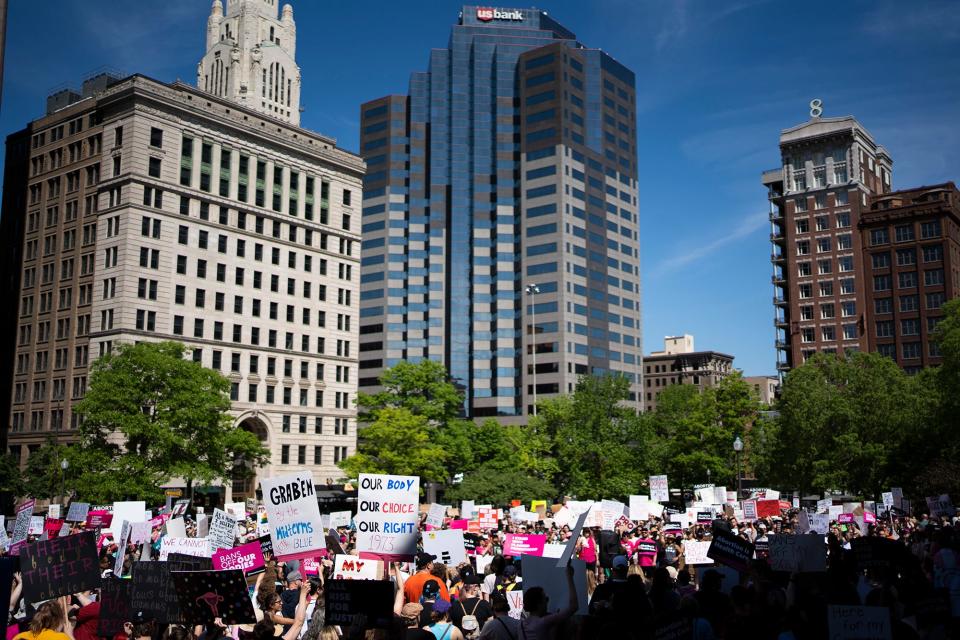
[
  {"x1": 422, "y1": 529, "x2": 467, "y2": 566},
  {"x1": 684, "y1": 540, "x2": 714, "y2": 565},
  {"x1": 66, "y1": 502, "x2": 89, "y2": 522},
  {"x1": 519, "y1": 511, "x2": 540, "y2": 524},
  {"x1": 891, "y1": 488, "x2": 903, "y2": 509},
  {"x1": 647, "y1": 502, "x2": 664, "y2": 518},
  {"x1": 197, "y1": 513, "x2": 209, "y2": 538},
  {"x1": 332, "y1": 555, "x2": 383, "y2": 580},
  {"x1": 461, "y1": 501, "x2": 476, "y2": 519},
  {"x1": 208, "y1": 508, "x2": 238, "y2": 551},
  {"x1": 225, "y1": 502, "x2": 246, "y2": 519},
  {"x1": 629, "y1": 495, "x2": 649, "y2": 521},
  {"x1": 564, "y1": 500, "x2": 594, "y2": 515},
  {"x1": 601, "y1": 500, "x2": 626, "y2": 530},
  {"x1": 260, "y1": 472, "x2": 325, "y2": 560},
  {"x1": 114, "y1": 521, "x2": 131, "y2": 575},
  {"x1": 48, "y1": 505, "x2": 61, "y2": 519},
  {"x1": 881, "y1": 493, "x2": 894, "y2": 510},
  {"x1": 925, "y1": 495, "x2": 956, "y2": 518},
  {"x1": 129, "y1": 521, "x2": 152, "y2": 545},
  {"x1": 712, "y1": 487, "x2": 727, "y2": 506},
  {"x1": 670, "y1": 513, "x2": 691, "y2": 529},
  {"x1": 829, "y1": 505, "x2": 843, "y2": 521},
  {"x1": 797, "y1": 511, "x2": 811, "y2": 534},
  {"x1": 166, "y1": 517, "x2": 187, "y2": 538},
  {"x1": 542, "y1": 543, "x2": 566, "y2": 559},
  {"x1": 329, "y1": 511, "x2": 352, "y2": 528},
  {"x1": 159, "y1": 536, "x2": 211, "y2": 560},
  {"x1": 827, "y1": 605, "x2": 891, "y2": 640},
  {"x1": 552, "y1": 507, "x2": 573, "y2": 528},
  {"x1": 112, "y1": 501, "x2": 147, "y2": 530},
  {"x1": 425, "y1": 503, "x2": 446, "y2": 529},
  {"x1": 506, "y1": 589, "x2": 524, "y2": 620},
  {"x1": 741, "y1": 500, "x2": 758, "y2": 521},
  {"x1": 355, "y1": 473, "x2": 419, "y2": 560},
  {"x1": 28, "y1": 516, "x2": 44, "y2": 536},
  {"x1": 809, "y1": 514, "x2": 830, "y2": 535},
  {"x1": 817, "y1": 499, "x2": 832, "y2": 514},
  {"x1": 694, "y1": 486, "x2": 715, "y2": 504},
  {"x1": 475, "y1": 554, "x2": 494, "y2": 576},
  {"x1": 521, "y1": 555, "x2": 589, "y2": 615},
  {"x1": 769, "y1": 534, "x2": 826, "y2": 573},
  {"x1": 649, "y1": 475, "x2": 669, "y2": 503},
  {"x1": 558, "y1": 511, "x2": 589, "y2": 568}
]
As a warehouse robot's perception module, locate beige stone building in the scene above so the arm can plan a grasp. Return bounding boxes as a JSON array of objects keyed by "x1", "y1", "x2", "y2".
[{"x1": 643, "y1": 335, "x2": 734, "y2": 412}]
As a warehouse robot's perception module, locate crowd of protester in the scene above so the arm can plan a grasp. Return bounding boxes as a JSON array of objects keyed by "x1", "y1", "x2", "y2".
[{"x1": 2, "y1": 498, "x2": 958, "y2": 640}]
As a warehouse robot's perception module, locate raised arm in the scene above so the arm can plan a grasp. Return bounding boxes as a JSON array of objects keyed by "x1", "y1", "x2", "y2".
[{"x1": 281, "y1": 582, "x2": 311, "y2": 640}]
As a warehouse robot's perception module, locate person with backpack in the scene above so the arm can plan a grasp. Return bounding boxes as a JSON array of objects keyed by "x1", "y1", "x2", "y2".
[
  {"x1": 478, "y1": 594, "x2": 520, "y2": 640},
  {"x1": 449, "y1": 575, "x2": 492, "y2": 638}
]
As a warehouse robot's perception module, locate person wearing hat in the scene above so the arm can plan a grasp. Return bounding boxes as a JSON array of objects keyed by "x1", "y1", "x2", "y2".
[
  {"x1": 423, "y1": 599, "x2": 463, "y2": 640},
  {"x1": 405, "y1": 552, "x2": 451, "y2": 605},
  {"x1": 493, "y1": 565, "x2": 519, "y2": 594},
  {"x1": 398, "y1": 603, "x2": 434, "y2": 640},
  {"x1": 450, "y1": 575, "x2": 492, "y2": 638},
  {"x1": 280, "y1": 570, "x2": 304, "y2": 634},
  {"x1": 589, "y1": 555, "x2": 629, "y2": 616},
  {"x1": 694, "y1": 569, "x2": 732, "y2": 637}
]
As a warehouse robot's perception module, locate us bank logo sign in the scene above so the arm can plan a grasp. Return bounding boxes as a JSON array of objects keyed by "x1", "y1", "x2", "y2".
[{"x1": 477, "y1": 7, "x2": 524, "y2": 21}]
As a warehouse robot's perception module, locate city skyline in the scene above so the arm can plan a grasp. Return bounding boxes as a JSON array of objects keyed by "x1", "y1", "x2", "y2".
[{"x1": 1, "y1": 0, "x2": 958, "y2": 375}]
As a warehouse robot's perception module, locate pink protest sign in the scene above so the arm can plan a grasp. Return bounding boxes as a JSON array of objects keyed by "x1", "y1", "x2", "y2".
[
  {"x1": 213, "y1": 540, "x2": 265, "y2": 574},
  {"x1": 449, "y1": 519, "x2": 469, "y2": 530},
  {"x1": 85, "y1": 511, "x2": 113, "y2": 529},
  {"x1": 838, "y1": 513, "x2": 854, "y2": 523},
  {"x1": 864, "y1": 511, "x2": 877, "y2": 524},
  {"x1": 503, "y1": 534, "x2": 546, "y2": 557}
]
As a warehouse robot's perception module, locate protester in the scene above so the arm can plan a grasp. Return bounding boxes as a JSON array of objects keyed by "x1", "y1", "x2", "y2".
[
  {"x1": 477, "y1": 594, "x2": 519, "y2": 640},
  {"x1": 13, "y1": 598, "x2": 74, "y2": 640},
  {"x1": 448, "y1": 576, "x2": 491, "y2": 638},
  {"x1": 423, "y1": 599, "x2": 462, "y2": 640},
  {"x1": 404, "y1": 553, "x2": 450, "y2": 604},
  {"x1": 398, "y1": 603, "x2": 433, "y2": 640}
]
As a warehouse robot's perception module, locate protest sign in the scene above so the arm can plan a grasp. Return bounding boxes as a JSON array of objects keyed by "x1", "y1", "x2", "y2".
[
  {"x1": 741, "y1": 500, "x2": 757, "y2": 522},
  {"x1": 649, "y1": 475, "x2": 669, "y2": 502},
  {"x1": 47, "y1": 504, "x2": 60, "y2": 520},
  {"x1": 208, "y1": 509, "x2": 237, "y2": 551},
  {"x1": 259, "y1": 534, "x2": 275, "y2": 558},
  {"x1": 827, "y1": 605, "x2": 892, "y2": 640},
  {"x1": 505, "y1": 589, "x2": 525, "y2": 620},
  {"x1": 504, "y1": 534, "x2": 546, "y2": 557},
  {"x1": 166, "y1": 517, "x2": 187, "y2": 538},
  {"x1": 129, "y1": 521, "x2": 152, "y2": 545},
  {"x1": 925, "y1": 495, "x2": 956, "y2": 518},
  {"x1": 329, "y1": 511, "x2": 352, "y2": 528},
  {"x1": 768, "y1": 534, "x2": 826, "y2": 573},
  {"x1": 260, "y1": 472, "x2": 325, "y2": 561},
  {"x1": 332, "y1": 554, "x2": 385, "y2": 580},
  {"x1": 422, "y1": 529, "x2": 467, "y2": 566},
  {"x1": 65, "y1": 502, "x2": 89, "y2": 522},
  {"x1": 552, "y1": 507, "x2": 573, "y2": 528},
  {"x1": 756, "y1": 499, "x2": 781, "y2": 518},
  {"x1": 85, "y1": 510, "x2": 112, "y2": 529},
  {"x1": 11, "y1": 499, "x2": 35, "y2": 550},
  {"x1": 113, "y1": 521, "x2": 131, "y2": 576},
  {"x1": 851, "y1": 537, "x2": 906, "y2": 571},
  {"x1": 212, "y1": 540, "x2": 265, "y2": 574},
  {"x1": 696, "y1": 511, "x2": 713, "y2": 525},
  {"x1": 130, "y1": 556, "x2": 210, "y2": 624},
  {"x1": 325, "y1": 579, "x2": 394, "y2": 627},
  {"x1": 171, "y1": 500, "x2": 190, "y2": 517},
  {"x1": 670, "y1": 513, "x2": 691, "y2": 529},
  {"x1": 355, "y1": 473, "x2": 419, "y2": 562},
  {"x1": 225, "y1": 502, "x2": 246, "y2": 519},
  {"x1": 706, "y1": 529, "x2": 755, "y2": 572},
  {"x1": 27, "y1": 516, "x2": 45, "y2": 536},
  {"x1": 891, "y1": 488, "x2": 903, "y2": 509},
  {"x1": 449, "y1": 519, "x2": 468, "y2": 531},
  {"x1": 461, "y1": 501, "x2": 476, "y2": 519},
  {"x1": 694, "y1": 486, "x2": 715, "y2": 504},
  {"x1": 98, "y1": 577, "x2": 132, "y2": 638},
  {"x1": 829, "y1": 505, "x2": 843, "y2": 521},
  {"x1": 712, "y1": 487, "x2": 727, "y2": 506},
  {"x1": 652, "y1": 613, "x2": 693, "y2": 640},
  {"x1": 478, "y1": 507, "x2": 499, "y2": 530},
  {"x1": 521, "y1": 555, "x2": 588, "y2": 615},
  {"x1": 817, "y1": 499, "x2": 832, "y2": 514},
  {"x1": 197, "y1": 513, "x2": 209, "y2": 538},
  {"x1": 425, "y1": 503, "x2": 446, "y2": 529},
  {"x1": 159, "y1": 537, "x2": 211, "y2": 561},
  {"x1": 463, "y1": 533, "x2": 481, "y2": 555},
  {"x1": 531, "y1": 500, "x2": 547, "y2": 513},
  {"x1": 543, "y1": 543, "x2": 566, "y2": 559},
  {"x1": 171, "y1": 569, "x2": 255, "y2": 625},
  {"x1": 881, "y1": 492, "x2": 894, "y2": 511},
  {"x1": 601, "y1": 500, "x2": 626, "y2": 530},
  {"x1": 558, "y1": 510, "x2": 589, "y2": 567},
  {"x1": 684, "y1": 540, "x2": 714, "y2": 565},
  {"x1": 20, "y1": 531, "x2": 99, "y2": 602},
  {"x1": 112, "y1": 501, "x2": 146, "y2": 531},
  {"x1": 629, "y1": 495, "x2": 649, "y2": 521},
  {"x1": 809, "y1": 514, "x2": 830, "y2": 535}
]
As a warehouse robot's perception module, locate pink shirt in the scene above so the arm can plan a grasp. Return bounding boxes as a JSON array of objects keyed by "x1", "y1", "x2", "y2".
[
  {"x1": 579, "y1": 536, "x2": 597, "y2": 563},
  {"x1": 636, "y1": 537, "x2": 657, "y2": 567}
]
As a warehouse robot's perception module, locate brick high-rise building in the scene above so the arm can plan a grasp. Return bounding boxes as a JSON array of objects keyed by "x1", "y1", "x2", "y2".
[
  {"x1": 0, "y1": 0, "x2": 362, "y2": 499},
  {"x1": 642, "y1": 335, "x2": 734, "y2": 412},
  {"x1": 763, "y1": 107, "x2": 892, "y2": 373},
  {"x1": 358, "y1": 6, "x2": 643, "y2": 419},
  {"x1": 860, "y1": 183, "x2": 960, "y2": 373}
]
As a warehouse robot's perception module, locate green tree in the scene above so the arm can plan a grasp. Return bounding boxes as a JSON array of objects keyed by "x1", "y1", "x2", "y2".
[
  {"x1": 74, "y1": 341, "x2": 269, "y2": 502},
  {"x1": 338, "y1": 407, "x2": 448, "y2": 481},
  {"x1": 531, "y1": 375, "x2": 649, "y2": 500},
  {"x1": 22, "y1": 437, "x2": 70, "y2": 500},
  {"x1": 356, "y1": 360, "x2": 462, "y2": 425},
  {"x1": 0, "y1": 453, "x2": 26, "y2": 512},
  {"x1": 444, "y1": 467, "x2": 556, "y2": 506}
]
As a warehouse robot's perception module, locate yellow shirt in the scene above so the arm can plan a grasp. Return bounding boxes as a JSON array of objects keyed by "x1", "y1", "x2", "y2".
[{"x1": 14, "y1": 629, "x2": 72, "y2": 640}]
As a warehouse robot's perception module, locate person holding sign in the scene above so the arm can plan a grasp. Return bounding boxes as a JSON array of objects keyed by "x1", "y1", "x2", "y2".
[
  {"x1": 518, "y1": 561, "x2": 578, "y2": 640},
  {"x1": 404, "y1": 552, "x2": 450, "y2": 604},
  {"x1": 13, "y1": 598, "x2": 74, "y2": 640}
]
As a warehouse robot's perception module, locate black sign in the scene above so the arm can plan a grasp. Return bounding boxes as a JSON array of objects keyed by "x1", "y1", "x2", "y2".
[
  {"x1": 259, "y1": 534, "x2": 274, "y2": 559},
  {"x1": 754, "y1": 539, "x2": 770, "y2": 560},
  {"x1": 325, "y1": 529, "x2": 345, "y2": 556},
  {"x1": 463, "y1": 533, "x2": 481, "y2": 554},
  {"x1": 706, "y1": 529, "x2": 755, "y2": 572},
  {"x1": 98, "y1": 577, "x2": 132, "y2": 637},
  {"x1": 0, "y1": 558, "x2": 17, "y2": 639},
  {"x1": 850, "y1": 537, "x2": 905, "y2": 571},
  {"x1": 325, "y1": 579, "x2": 394, "y2": 627},
  {"x1": 696, "y1": 512, "x2": 713, "y2": 525},
  {"x1": 168, "y1": 553, "x2": 213, "y2": 571},
  {"x1": 20, "y1": 531, "x2": 100, "y2": 602},
  {"x1": 130, "y1": 561, "x2": 181, "y2": 623},
  {"x1": 172, "y1": 569, "x2": 256, "y2": 625}
]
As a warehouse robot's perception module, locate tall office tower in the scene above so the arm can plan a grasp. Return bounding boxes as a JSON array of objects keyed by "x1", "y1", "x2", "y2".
[
  {"x1": 763, "y1": 105, "x2": 892, "y2": 374},
  {"x1": 198, "y1": 0, "x2": 301, "y2": 126},
  {"x1": 359, "y1": 6, "x2": 642, "y2": 419},
  {"x1": 1, "y1": 3, "x2": 362, "y2": 499}
]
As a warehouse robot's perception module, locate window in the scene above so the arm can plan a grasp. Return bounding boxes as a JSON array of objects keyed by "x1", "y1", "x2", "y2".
[
  {"x1": 837, "y1": 234, "x2": 853, "y2": 250},
  {"x1": 148, "y1": 157, "x2": 161, "y2": 178},
  {"x1": 838, "y1": 256, "x2": 853, "y2": 272},
  {"x1": 835, "y1": 189, "x2": 848, "y2": 205},
  {"x1": 819, "y1": 281, "x2": 833, "y2": 296},
  {"x1": 799, "y1": 305, "x2": 813, "y2": 321},
  {"x1": 795, "y1": 219, "x2": 809, "y2": 234},
  {"x1": 798, "y1": 262, "x2": 812, "y2": 277},
  {"x1": 815, "y1": 194, "x2": 826, "y2": 210},
  {"x1": 281, "y1": 445, "x2": 289, "y2": 464},
  {"x1": 822, "y1": 326, "x2": 835, "y2": 341},
  {"x1": 818, "y1": 259, "x2": 832, "y2": 275},
  {"x1": 927, "y1": 292, "x2": 945, "y2": 310},
  {"x1": 842, "y1": 324, "x2": 857, "y2": 340},
  {"x1": 799, "y1": 283, "x2": 813, "y2": 299},
  {"x1": 875, "y1": 298, "x2": 892, "y2": 314},
  {"x1": 817, "y1": 237, "x2": 831, "y2": 253},
  {"x1": 878, "y1": 343, "x2": 896, "y2": 359},
  {"x1": 796, "y1": 241, "x2": 809, "y2": 256},
  {"x1": 836, "y1": 212, "x2": 850, "y2": 228},
  {"x1": 872, "y1": 253, "x2": 890, "y2": 269},
  {"x1": 902, "y1": 342, "x2": 921, "y2": 360},
  {"x1": 920, "y1": 220, "x2": 941, "y2": 238},
  {"x1": 899, "y1": 295, "x2": 919, "y2": 312},
  {"x1": 898, "y1": 272, "x2": 918, "y2": 289},
  {"x1": 876, "y1": 321, "x2": 894, "y2": 338},
  {"x1": 873, "y1": 275, "x2": 891, "y2": 291},
  {"x1": 801, "y1": 327, "x2": 815, "y2": 343},
  {"x1": 150, "y1": 127, "x2": 163, "y2": 148},
  {"x1": 895, "y1": 224, "x2": 915, "y2": 242},
  {"x1": 896, "y1": 249, "x2": 916, "y2": 266},
  {"x1": 925, "y1": 269, "x2": 944, "y2": 286},
  {"x1": 173, "y1": 315, "x2": 184, "y2": 335},
  {"x1": 820, "y1": 303, "x2": 835, "y2": 319},
  {"x1": 901, "y1": 319, "x2": 920, "y2": 336},
  {"x1": 794, "y1": 197, "x2": 807, "y2": 212},
  {"x1": 870, "y1": 229, "x2": 889, "y2": 246},
  {"x1": 923, "y1": 245, "x2": 943, "y2": 263},
  {"x1": 841, "y1": 301, "x2": 856, "y2": 317}
]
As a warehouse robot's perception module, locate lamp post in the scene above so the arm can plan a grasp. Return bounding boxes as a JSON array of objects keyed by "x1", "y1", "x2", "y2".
[
  {"x1": 733, "y1": 436, "x2": 744, "y2": 499},
  {"x1": 60, "y1": 458, "x2": 69, "y2": 506},
  {"x1": 525, "y1": 283, "x2": 540, "y2": 416}
]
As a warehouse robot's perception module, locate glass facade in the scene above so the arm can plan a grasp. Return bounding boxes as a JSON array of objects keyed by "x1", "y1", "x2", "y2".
[{"x1": 359, "y1": 6, "x2": 642, "y2": 418}]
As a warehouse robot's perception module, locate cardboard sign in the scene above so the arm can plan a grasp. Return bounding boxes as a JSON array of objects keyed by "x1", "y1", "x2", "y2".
[
  {"x1": 324, "y1": 579, "x2": 394, "y2": 627},
  {"x1": 741, "y1": 500, "x2": 757, "y2": 521},
  {"x1": 543, "y1": 543, "x2": 566, "y2": 558},
  {"x1": 355, "y1": 473, "x2": 420, "y2": 562},
  {"x1": 601, "y1": 500, "x2": 626, "y2": 530},
  {"x1": 332, "y1": 554, "x2": 384, "y2": 580},
  {"x1": 503, "y1": 534, "x2": 546, "y2": 557},
  {"x1": 649, "y1": 475, "x2": 669, "y2": 503},
  {"x1": 260, "y1": 472, "x2": 325, "y2": 561},
  {"x1": 171, "y1": 500, "x2": 190, "y2": 517},
  {"x1": 449, "y1": 519, "x2": 469, "y2": 531},
  {"x1": 816, "y1": 499, "x2": 832, "y2": 514},
  {"x1": 21, "y1": 531, "x2": 100, "y2": 602},
  {"x1": 171, "y1": 569, "x2": 256, "y2": 625},
  {"x1": 461, "y1": 501, "x2": 476, "y2": 519},
  {"x1": 809, "y1": 514, "x2": 830, "y2": 535},
  {"x1": 85, "y1": 510, "x2": 112, "y2": 529},
  {"x1": 506, "y1": 589, "x2": 525, "y2": 620},
  {"x1": 329, "y1": 511, "x2": 352, "y2": 528},
  {"x1": 925, "y1": 495, "x2": 956, "y2": 518},
  {"x1": 629, "y1": 495, "x2": 650, "y2": 521},
  {"x1": 129, "y1": 521, "x2": 153, "y2": 545},
  {"x1": 422, "y1": 529, "x2": 467, "y2": 566},
  {"x1": 212, "y1": 540, "x2": 265, "y2": 574},
  {"x1": 65, "y1": 502, "x2": 90, "y2": 522},
  {"x1": 520, "y1": 555, "x2": 588, "y2": 615},
  {"x1": 113, "y1": 501, "x2": 147, "y2": 531},
  {"x1": 706, "y1": 529, "x2": 755, "y2": 572},
  {"x1": 225, "y1": 503, "x2": 246, "y2": 519},
  {"x1": 478, "y1": 507, "x2": 499, "y2": 530},
  {"x1": 463, "y1": 533, "x2": 482, "y2": 555},
  {"x1": 166, "y1": 517, "x2": 187, "y2": 538},
  {"x1": 756, "y1": 499, "x2": 781, "y2": 518},
  {"x1": 98, "y1": 577, "x2": 132, "y2": 638},
  {"x1": 558, "y1": 511, "x2": 589, "y2": 568},
  {"x1": 11, "y1": 500, "x2": 35, "y2": 548},
  {"x1": 425, "y1": 503, "x2": 446, "y2": 529},
  {"x1": 113, "y1": 521, "x2": 131, "y2": 576},
  {"x1": 208, "y1": 509, "x2": 237, "y2": 551},
  {"x1": 159, "y1": 537, "x2": 211, "y2": 561},
  {"x1": 27, "y1": 516, "x2": 45, "y2": 536},
  {"x1": 827, "y1": 605, "x2": 891, "y2": 640},
  {"x1": 768, "y1": 534, "x2": 826, "y2": 573},
  {"x1": 696, "y1": 511, "x2": 713, "y2": 525},
  {"x1": 684, "y1": 540, "x2": 714, "y2": 565},
  {"x1": 881, "y1": 493, "x2": 894, "y2": 510}
]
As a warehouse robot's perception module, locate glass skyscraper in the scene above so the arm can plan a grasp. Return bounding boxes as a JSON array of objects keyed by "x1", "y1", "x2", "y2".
[{"x1": 359, "y1": 6, "x2": 642, "y2": 419}]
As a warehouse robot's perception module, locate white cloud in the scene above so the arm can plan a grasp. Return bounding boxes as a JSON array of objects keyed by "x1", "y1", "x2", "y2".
[{"x1": 649, "y1": 210, "x2": 768, "y2": 276}]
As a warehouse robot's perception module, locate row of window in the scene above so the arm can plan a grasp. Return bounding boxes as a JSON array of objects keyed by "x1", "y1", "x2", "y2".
[
  {"x1": 797, "y1": 257, "x2": 855, "y2": 276},
  {"x1": 872, "y1": 270, "x2": 945, "y2": 291},
  {"x1": 222, "y1": 377, "x2": 351, "y2": 409},
  {"x1": 20, "y1": 283, "x2": 95, "y2": 316},
  {"x1": 10, "y1": 407, "x2": 84, "y2": 433},
  {"x1": 166, "y1": 314, "x2": 353, "y2": 356},
  {"x1": 795, "y1": 211, "x2": 850, "y2": 233},
  {"x1": 877, "y1": 342, "x2": 940, "y2": 360},
  {"x1": 279, "y1": 444, "x2": 348, "y2": 466},
  {"x1": 876, "y1": 317, "x2": 941, "y2": 337},
  {"x1": 869, "y1": 220, "x2": 942, "y2": 245},
  {"x1": 12, "y1": 373, "x2": 87, "y2": 405},
  {"x1": 872, "y1": 245, "x2": 943, "y2": 267},
  {"x1": 793, "y1": 190, "x2": 849, "y2": 213},
  {"x1": 798, "y1": 301, "x2": 858, "y2": 320},
  {"x1": 800, "y1": 324, "x2": 859, "y2": 342},
  {"x1": 278, "y1": 414, "x2": 351, "y2": 435},
  {"x1": 874, "y1": 293, "x2": 946, "y2": 313},
  {"x1": 18, "y1": 315, "x2": 91, "y2": 346},
  {"x1": 798, "y1": 279, "x2": 856, "y2": 298},
  {"x1": 796, "y1": 234, "x2": 853, "y2": 255}
]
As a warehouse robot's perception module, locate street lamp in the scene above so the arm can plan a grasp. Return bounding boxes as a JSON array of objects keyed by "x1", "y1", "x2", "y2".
[
  {"x1": 525, "y1": 283, "x2": 540, "y2": 416},
  {"x1": 733, "y1": 436, "x2": 744, "y2": 499},
  {"x1": 60, "y1": 458, "x2": 69, "y2": 506}
]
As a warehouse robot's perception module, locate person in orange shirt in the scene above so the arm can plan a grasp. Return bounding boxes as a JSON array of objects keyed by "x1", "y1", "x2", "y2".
[{"x1": 404, "y1": 552, "x2": 450, "y2": 604}]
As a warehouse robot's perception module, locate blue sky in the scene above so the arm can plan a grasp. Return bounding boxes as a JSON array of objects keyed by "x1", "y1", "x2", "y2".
[{"x1": 2, "y1": 0, "x2": 958, "y2": 375}]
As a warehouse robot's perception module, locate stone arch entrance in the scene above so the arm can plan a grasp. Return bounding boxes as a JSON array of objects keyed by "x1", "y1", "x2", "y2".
[{"x1": 231, "y1": 412, "x2": 271, "y2": 500}]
